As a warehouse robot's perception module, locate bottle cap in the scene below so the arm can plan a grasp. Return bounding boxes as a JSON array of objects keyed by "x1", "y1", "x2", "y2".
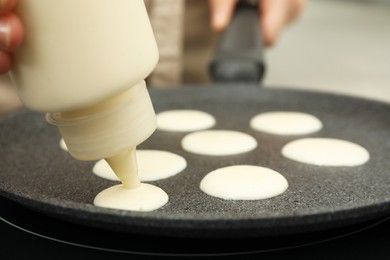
[{"x1": 46, "y1": 81, "x2": 156, "y2": 160}]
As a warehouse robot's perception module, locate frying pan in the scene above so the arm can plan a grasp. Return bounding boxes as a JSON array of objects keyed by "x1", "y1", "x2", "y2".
[{"x1": 1, "y1": 3, "x2": 390, "y2": 241}]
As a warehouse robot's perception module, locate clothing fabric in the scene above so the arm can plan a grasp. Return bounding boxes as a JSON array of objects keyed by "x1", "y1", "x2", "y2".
[{"x1": 145, "y1": 0, "x2": 221, "y2": 88}]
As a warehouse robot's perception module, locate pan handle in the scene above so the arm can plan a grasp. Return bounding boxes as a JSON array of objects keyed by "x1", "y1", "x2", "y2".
[{"x1": 209, "y1": 1, "x2": 265, "y2": 85}]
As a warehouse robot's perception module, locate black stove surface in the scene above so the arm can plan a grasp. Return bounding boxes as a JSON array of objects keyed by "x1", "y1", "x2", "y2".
[{"x1": 1, "y1": 196, "x2": 389, "y2": 259}]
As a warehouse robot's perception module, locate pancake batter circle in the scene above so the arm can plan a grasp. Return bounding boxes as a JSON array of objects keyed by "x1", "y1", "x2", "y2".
[
  {"x1": 250, "y1": 111, "x2": 323, "y2": 135},
  {"x1": 93, "y1": 183, "x2": 168, "y2": 212},
  {"x1": 93, "y1": 150, "x2": 187, "y2": 182},
  {"x1": 282, "y1": 137, "x2": 370, "y2": 166},
  {"x1": 181, "y1": 130, "x2": 257, "y2": 156},
  {"x1": 200, "y1": 165, "x2": 288, "y2": 200},
  {"x1": 156, "y1": 109, "x2": 216, "y2": 132}
]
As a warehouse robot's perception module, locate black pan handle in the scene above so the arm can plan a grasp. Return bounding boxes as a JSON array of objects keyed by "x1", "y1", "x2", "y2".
[{"x1": 209, "y1": 2, "x2": 265, "y2": 84}]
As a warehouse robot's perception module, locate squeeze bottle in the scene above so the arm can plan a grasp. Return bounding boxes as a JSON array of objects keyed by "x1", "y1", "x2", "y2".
[{"x1": 8, "y1": 0, "x2": 159, "y2": 186}]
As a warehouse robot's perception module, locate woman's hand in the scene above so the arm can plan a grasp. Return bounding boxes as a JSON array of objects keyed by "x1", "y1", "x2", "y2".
[
  {"x1": 0, "y1": 0, "x2": 24, "y2": 74},
  {"x1": 209, "y1": 0, "x2": 306, "y2": 46}
]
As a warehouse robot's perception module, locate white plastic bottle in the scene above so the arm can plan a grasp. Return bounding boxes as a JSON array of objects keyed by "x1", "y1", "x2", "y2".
[{"x1": 8, "y1": 0, "x2": 159, "y2": 164}]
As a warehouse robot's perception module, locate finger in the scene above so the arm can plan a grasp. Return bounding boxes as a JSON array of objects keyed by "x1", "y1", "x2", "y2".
[
  {"x1": 261, "y1": 0, "x2": 305, "y2": 46},
  {"x1": 0, "y1": 0, "x2": 17, "y2": 15},
  {"x1": 0, "y1": 12, "x2": 24, "y2": 51},
  {"x1": 209, "y1": 0, "x2": 239, "y2": 32},
  {"x1": 260, "y1": 0, "x2": 287, "y2": 46},
  {"x1": 0, "y1": 50, "x2": 12, "y2": 73},
  {"x1": 288, "y1": 0, "x2": 306, "y2": 23}
]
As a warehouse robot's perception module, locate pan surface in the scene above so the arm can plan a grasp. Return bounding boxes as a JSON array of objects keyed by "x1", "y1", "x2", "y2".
[{"x1": 1, "y1": 84, "x2": 390, "y2": 238}]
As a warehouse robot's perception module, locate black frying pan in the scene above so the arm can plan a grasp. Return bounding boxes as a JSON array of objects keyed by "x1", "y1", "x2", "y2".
[
  {"x1": 1, "y1": 85, "x2": 390, "y2": 239},
  {"x1": 1, "y1": 4, "x2": 390, "y2": 240}
]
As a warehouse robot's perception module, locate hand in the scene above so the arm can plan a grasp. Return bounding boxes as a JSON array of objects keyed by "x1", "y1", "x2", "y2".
[
  {"x1": 0, "y1": 0, "x2": 24, "y2": 74},
  {"x1": 209, "y1": 0, "x2": 306, "y2": 46}
]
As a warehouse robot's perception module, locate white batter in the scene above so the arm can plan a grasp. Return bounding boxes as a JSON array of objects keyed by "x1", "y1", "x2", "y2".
[
  {"x1": 93, "y1": 150, "x2": 187, "y2": 182},
  {"x1": 156, "y1": 109, "x2": 216, "y2": 132},
  {"x1": 93, "y1": 148, "x2": 169, "y2": 211},
  {"x1": 59, "y1": 138, "x2": 68, "y2": 151},
  {"x1": 250, "y1": 111, "x2": 323, "y2": 135},
  {"x1": 181, "y1": 130, "x2": 257, "y2": 156},
  {"x1": 281, "y1": 138, "x2": 370, "y2": 166},
  {"x1": 93, "y1": 183, "x2": 168, "y2": 211},
  {"x1": 57, "y1": 137, "x2": 170, "y2": 212},
  {"x1": 200, "y1": 165, "x2": 288, "y2": 200}
]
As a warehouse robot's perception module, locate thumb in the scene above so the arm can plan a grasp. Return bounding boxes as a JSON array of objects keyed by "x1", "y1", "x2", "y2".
[{"x1": 209, "y1": 0, "x2": 239, "y2": 32}]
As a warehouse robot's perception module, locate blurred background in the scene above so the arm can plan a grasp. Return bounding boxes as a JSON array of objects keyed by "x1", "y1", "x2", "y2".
[
  {"x1": 1, "y1": 0, "x2": 389, "y2": 115},
  {"x1": 264, "y1": 0, "x2": 390, "y2": 103}
]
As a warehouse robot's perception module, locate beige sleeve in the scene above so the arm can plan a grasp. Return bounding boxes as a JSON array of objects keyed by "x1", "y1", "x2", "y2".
[
  {"x1": 145, "y1": 0, "x2": 220, "y2": 88},
  {"x1": 144, "y1": 0, "x2": 184, "y2": 88}
]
